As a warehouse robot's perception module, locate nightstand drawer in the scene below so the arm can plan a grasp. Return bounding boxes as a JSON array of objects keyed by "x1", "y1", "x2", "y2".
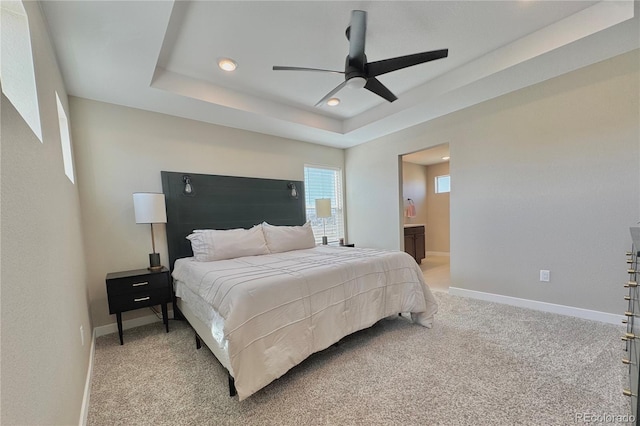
[
  {"x1": 105, "y1": 267, "x2": 172, "y2": 345},
  {"x1": 106, "y1": 269, "x2": 169, "y2": 296},
  {"x1": 107, "y1": 288, "x2": 171, "y2": 314}
]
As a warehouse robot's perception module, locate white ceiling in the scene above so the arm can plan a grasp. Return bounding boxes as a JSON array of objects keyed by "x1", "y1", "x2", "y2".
[
  {"x1": 403, "y1": 144, "x2": 450, "y2": 166},
  {"x1": 41, "y1": 1, "x2": 638, "y2": 149}
]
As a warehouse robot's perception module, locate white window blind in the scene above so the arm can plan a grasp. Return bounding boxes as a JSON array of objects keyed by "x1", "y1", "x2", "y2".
[{"x1": 304, "y1": 165, "x2": 345, "y2": 244}]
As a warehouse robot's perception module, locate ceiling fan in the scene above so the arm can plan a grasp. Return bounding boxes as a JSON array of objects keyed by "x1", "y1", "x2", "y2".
[{"x1": 273, "y1": 10, "x2": 448, "y2": 107}]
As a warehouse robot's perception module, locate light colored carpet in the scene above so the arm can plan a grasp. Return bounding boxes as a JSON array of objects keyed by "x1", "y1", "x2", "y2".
[{"x1": 87, "y1": 292, "x2": 629, "y2": 425}]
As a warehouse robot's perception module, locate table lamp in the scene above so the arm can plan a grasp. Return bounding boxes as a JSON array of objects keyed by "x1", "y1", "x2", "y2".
[
  {"x1": 133, "y1": 192, "x2": 167, "y2": 270},
  {"x1": 315, "y1": 198, "x2": 332, "y2": 245}
]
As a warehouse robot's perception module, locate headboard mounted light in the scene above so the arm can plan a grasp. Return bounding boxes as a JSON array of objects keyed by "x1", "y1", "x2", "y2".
[
  {"x1": 287, "y1": 182, "x2": 298, "y2": 199},
  {"x1": 183, "y1": 175, "x2": 194, "y2": 196}
]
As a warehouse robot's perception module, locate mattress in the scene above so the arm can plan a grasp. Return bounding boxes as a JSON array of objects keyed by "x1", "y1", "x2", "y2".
[
  {"x1": 174, "y1": 277, "x2": 228, "y2": 352},
  {"x1": 172, "y1": 245, "x2": 438, "y2": 400}
]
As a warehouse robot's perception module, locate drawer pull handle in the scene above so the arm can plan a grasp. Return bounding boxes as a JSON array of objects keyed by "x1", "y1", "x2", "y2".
[
  {"x1": 623, "y1": 389, "x2": 636, "y2": 397},
  {"x1": 623, "y1": 358, "x2": 635, "y2": 365},
  {"x1": 628, "y1": 269, "x2": 637, "y2": 274},
  {"x1": 132, "y1": 282, "x2": 149, "y2": 287},
  {"x1": 626, "y1": 281, "x2": 638, "y2": 288},
  {"x1": 134, "y1": 297, "x2": 150, "y2": 302},
  {"x1": 625, "y1": 332, "x2": 637, "y2": 340}
]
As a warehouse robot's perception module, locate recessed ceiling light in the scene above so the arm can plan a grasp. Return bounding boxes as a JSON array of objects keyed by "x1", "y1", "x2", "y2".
[
  {"x1": 442, "y1": 156, "x2": 450, "y2": 160},
  {"x1": 218, "y1": 58, "x2": 237, "y2": 72},
  {"x1": 327, "y1": 98, "x2": 340, "y2": 106}
]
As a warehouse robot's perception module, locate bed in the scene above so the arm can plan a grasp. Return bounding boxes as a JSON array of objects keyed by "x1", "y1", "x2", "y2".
[{"x1": 161, "y1": 171, "x2": 438, "y2": 400}]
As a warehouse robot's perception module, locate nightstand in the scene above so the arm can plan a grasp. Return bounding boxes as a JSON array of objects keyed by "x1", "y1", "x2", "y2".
[
  {"x1": 328, "y1": 242, "x2": 355, "y2": 247},
  {"x1": 106, "y1": 267, "x2": 171, "y2": 345}
]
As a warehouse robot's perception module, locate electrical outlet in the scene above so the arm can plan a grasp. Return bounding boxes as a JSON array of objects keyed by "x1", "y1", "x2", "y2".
[
  {"x1": 540, "y1": 270, "x2": 550, "y2": 282},
  {"x1": 80, "y1": 325, "x2": 85, "y2": 346}
]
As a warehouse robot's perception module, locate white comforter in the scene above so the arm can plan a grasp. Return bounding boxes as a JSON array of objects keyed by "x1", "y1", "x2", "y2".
[{"x1": 172, "y1": 246, "x2": 438, "y2": 400}]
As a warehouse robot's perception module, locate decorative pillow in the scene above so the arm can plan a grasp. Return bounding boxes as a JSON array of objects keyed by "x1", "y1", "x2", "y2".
[
  {"x1": 261, "y1": 222, "x2": 316, "y2": 253},
  {"x1": 186, "y1": 225, "x2": 269, "y2": 261}
]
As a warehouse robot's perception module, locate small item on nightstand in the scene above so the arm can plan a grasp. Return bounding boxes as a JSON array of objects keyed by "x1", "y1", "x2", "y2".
[{"x1": 149, "y1": 253, "x2": 161, "y2": 270}]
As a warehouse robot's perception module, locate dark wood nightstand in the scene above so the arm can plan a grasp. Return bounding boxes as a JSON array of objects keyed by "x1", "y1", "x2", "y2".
[
  {"x1": 106, "y1": 267, "x2": 171, "y2": 345},
  {"x1": 328, "y1": 242, "x2": 355, "y2": 247}
]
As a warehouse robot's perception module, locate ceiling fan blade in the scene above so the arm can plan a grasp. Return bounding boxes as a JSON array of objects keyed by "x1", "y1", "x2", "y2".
[
  {"x1": 315, "y1": 79, "x2": 349, "y2": 107},
  {"x1": 366, "y1": 49, "x2": 448, "y2": 77},
  {"x1": 348, "y1": 10, "x2": 367, "y2": 67},
  {"x1": 364, "y1": 78, "x2": 398, "y2": 103},
  {"x1": 273, "y1": 66, "x2": 344, "y2": 75}
]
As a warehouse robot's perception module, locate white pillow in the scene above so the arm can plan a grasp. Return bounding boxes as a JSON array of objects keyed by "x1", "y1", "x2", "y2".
[
  {"x1": 186, "y1": 225, "x2": 269, "y2": 261},
  {"x1": 262, "y1": 222, "x2": 316, "y2": 253}
]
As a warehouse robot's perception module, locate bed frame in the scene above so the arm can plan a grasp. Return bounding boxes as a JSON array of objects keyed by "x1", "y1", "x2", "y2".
[{"x1": 160, "y1": 171, "x2": 306, "y2": 396}]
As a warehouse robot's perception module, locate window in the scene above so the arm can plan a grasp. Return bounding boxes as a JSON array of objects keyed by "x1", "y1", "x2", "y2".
[
  {"x1": 1, "y1": 1, "x2": 42, "y2": 142},
  {"x1": 435, "y1": 175, "x2": 450, "y2": 194},
  {"x1": 304, "y1": 165, "x2": 345, "y2": 244},
  {"x1": 55, "y1": 92, "x2": 75, "y2": 183}
]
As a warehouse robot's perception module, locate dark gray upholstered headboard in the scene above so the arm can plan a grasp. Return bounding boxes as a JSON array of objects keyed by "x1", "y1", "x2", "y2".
[{"x1": 161, "y1": 171, "x2": 306, "y2": 269}]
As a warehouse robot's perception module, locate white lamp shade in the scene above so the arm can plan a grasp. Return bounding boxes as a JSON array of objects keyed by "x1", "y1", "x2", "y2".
[
  {"x1": 315, "y1": 198, "x2": 332, "y2": 218},
  {"x1": 133, "y1": 193, "x2": 167, "y2": 224}
]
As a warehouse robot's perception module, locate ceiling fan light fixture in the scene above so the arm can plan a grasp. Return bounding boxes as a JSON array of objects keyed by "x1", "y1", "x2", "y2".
[
  {"x1": 218, "y1": 58, "x2": 237, "y2": 72},
  {"x1": 273, "y1": 10, "x2": 448, "y2": 106},
  {"x1": 346, "y1": 76, "x2": 367, "y2": 89},
  {"x1": 327, "y1": 98, "x2": 340, "y2": 106}
]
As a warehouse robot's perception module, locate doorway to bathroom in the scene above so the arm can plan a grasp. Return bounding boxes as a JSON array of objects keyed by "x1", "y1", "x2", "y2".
[{"x1": 400, "y1": 143, "x2": 450, "y2": 292}]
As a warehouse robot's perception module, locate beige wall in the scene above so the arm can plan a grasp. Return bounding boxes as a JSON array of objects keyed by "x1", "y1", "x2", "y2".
[
  {"x1": 69, "y1": 97, "x2": 345, "y2": 327},
  {"x1": 1, "y1": 2, "x2": 92, "y2": 424},
  {"x1": 425, "y1": 162, "x2": 450, "y2": 253},
  {"x1": 346, "y1": 50, "x2": 639, "y2": 315}
]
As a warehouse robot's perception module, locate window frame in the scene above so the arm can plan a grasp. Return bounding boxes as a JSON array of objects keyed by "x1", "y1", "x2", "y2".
[
  {"x1": 55, "y1": 91, "x2": 75, "y2": 183},
  {"x1": 1, "y1": 0, "x2": 43, "y2": 142},
  {"x1": 303, "y1": 164, "x2": 345, "y2": 244},
  {"x1": 435, "y1": 175, "x2": 451, "y2": 194}
]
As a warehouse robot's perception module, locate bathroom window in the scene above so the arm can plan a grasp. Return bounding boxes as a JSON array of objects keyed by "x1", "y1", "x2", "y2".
[{"x1": 435, "y1": 175, "x2": 450, "y2": 194}]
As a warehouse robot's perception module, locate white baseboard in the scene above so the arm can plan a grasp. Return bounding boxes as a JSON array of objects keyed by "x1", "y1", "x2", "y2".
[
  {"x1": 448, "y1": 287, "x2": 622, "y2": 325},
  {"x1": 79, "y1": 328, "x2": 96, "y2": 426},
  {"x1": 94, "y1": 309, "x2": 175, "y2": 338},
  {"x1": 426, "y1": 251, "x2": 450, "y2": 257}
]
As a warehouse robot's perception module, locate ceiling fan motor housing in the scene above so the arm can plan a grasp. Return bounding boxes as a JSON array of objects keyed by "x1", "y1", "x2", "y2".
[{"x1": 345, "y1": 55, "x2": 367, "y2": 88}]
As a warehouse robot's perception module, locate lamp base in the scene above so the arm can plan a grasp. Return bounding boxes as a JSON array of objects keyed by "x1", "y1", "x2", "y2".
[
  {"x1": 148, "y1": 253, "x2": 162, "y2": 271},
  {"x1": 322, "y1": 236, "x2": 328, "y2": 245}
]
